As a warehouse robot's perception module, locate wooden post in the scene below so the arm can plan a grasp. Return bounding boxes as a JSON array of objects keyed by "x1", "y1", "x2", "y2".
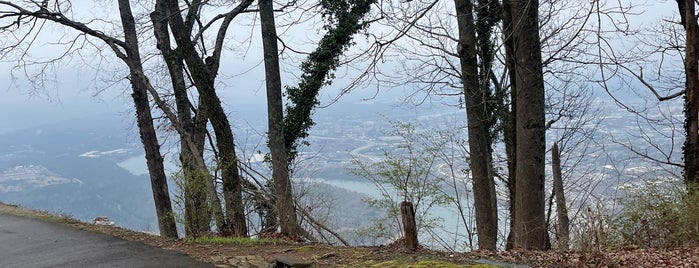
[{"x1": 400, "y1": 201, "x2": 418, "y2": 251}]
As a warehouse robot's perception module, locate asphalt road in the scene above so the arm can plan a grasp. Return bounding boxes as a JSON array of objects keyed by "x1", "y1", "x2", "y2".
[{"x1": 0, "y1": 213, "x2": 213, "y2": 268}]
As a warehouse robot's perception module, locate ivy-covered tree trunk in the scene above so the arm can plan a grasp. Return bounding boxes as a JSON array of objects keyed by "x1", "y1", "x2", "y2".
[
  {"x1": 474, "y1": 0, "x2": 501, "y2": 251},
  {"x1": 679, "y1": 0, "x2": 699, "y2": 190},
  {"x1": 453, "y1": 0, "x2": 498, "y2": 251},
  {"x1": 283, "y1": 0, "x2": 377, "y2": 160},
  {"x1": 259, "y1": 0, "x2": 302, "y2": 237},
  {"x1": 117, "y1": 0, "x2": 178, "y2": 238}
]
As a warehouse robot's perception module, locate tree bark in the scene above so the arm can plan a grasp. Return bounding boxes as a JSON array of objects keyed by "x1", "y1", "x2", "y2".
[
  {"x1": 551, "y1": 142, "x2": 569, "y2": 250},
  {"x1": 502, "y1": 0, "x2": 518, "y2": 251},
  {"x1": 117, "y1": 0, "x2": 177, "y2": 238},
  {"x1": 259, "y1": 0, "x2": 302, "y2": 237},
  {"x1": 505, "y1": 0, "x2": 548, "y2": 250},
  {"x1": 453, "y1": 0, "x2": 498, "y2": 250}
]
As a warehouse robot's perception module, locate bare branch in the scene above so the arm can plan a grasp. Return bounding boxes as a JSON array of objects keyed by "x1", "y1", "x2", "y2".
[
  {"x1": 0, "y1": 1, "x2": 128, "y2": 60},
  {"x1": 618, "y1": 63, "x2": 686, "y2": 101}
]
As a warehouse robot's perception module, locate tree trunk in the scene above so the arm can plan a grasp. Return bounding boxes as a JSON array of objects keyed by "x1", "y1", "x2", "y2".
[
  {"x1": 681, "y1": 0, "x2": 699, "y2": 190},
  {"x1": 551, "y1": 142, "x2": 569, "y2": 250},
  {"x1": 453, "y1": 0, "x2": 498, "y2": 250},
  {"x1": 505, "y1": 0, "x2": 548, "y2": 250},
  {"x1": 400, "y1": 201, "x2": 418, "y2": 251},
  {"x1": 169, "y1": 57, "x2": 210, "y2": 237},
  {"x1": 259, "y1": 0, "x2": 302, "y2": 237},
  {"x1": 157, "y1": 0, "x2": 247, "y2": 236},
  {"x1": 117, "y1": 0, "x2": 178, "y2": 238},
  {"x1": 501, "y1": 0, "x2": 518, "y2": 251}
]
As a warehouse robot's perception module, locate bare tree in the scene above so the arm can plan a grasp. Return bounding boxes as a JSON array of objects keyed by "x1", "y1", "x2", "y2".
[
  {"x1": 0, "y1": 0, "x2": 265, "y2": 238},
  {"x1": 149, "y1": 0, "x2": 217, "y2": 237},
  {"x1": 0, "y1": 0, "x2": 179, "y2": 238},
  {"x1": 153, "y1": 0, "x2": 251, "y2": 236}
]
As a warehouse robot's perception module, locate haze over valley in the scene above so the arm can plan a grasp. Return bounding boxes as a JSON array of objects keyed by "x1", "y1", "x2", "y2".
[{"x1": 0, "y1": 94, "x2": 682, "y2": 248}]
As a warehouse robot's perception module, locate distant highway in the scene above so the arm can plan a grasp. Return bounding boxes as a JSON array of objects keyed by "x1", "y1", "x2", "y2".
[
  {"x1": 349, "y1": 139, "x2": 378, "y2": 160},
  {"x1": 0, "y1": 213, "x2": 212, "y2": 268}
]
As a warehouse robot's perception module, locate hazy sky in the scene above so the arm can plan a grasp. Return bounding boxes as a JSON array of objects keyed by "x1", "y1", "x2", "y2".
[
  {"x1": 0, "y1": 0, "x2": 399, "y2": 133},
  {"x1": 0, "y1": 1, "x2": 681, "y2": 134}
]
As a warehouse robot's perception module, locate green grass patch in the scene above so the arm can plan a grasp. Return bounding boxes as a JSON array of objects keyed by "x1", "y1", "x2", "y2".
[
  {"x1": 297, "y1": 246, "x2": 313, "y2": 252},
  {"x1": 0, "y1": 202, "x2": 78, "y2": 224},
  {"x1": 189, "y1": 236, "x2": 283, "y2": 245},
  {"x1": 36, "y1": 212, "x2": 79, "y2": 224}
]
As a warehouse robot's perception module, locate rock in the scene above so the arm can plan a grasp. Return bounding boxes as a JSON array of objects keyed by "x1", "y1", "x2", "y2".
[
  {"x1": 210, "y1": 255, "x2": 229, "y2": 263},
  {"x1": 92, "y1": 216, "x2": 115, "y2": 226}
]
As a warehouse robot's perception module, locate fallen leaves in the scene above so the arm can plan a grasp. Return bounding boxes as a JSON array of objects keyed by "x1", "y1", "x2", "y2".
[{"x1": 475, "y1": 245, "x2": 699, "y2": 267}]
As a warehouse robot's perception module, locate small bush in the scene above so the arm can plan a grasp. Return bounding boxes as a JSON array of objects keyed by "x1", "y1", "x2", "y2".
[
  {"x1": 346, "y1": 122, "x2": 454, "y2": 245},
  {"x1": 571, "y1": 201, "x2": 617, "y2": 251},
  {"x1": 611, "y1": 178, "x2": 699, "y2": 247}
]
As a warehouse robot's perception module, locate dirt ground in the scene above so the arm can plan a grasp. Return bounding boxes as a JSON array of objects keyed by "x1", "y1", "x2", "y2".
[
  {"x1": 66, "y1": 225, "x2": 485, "y2": 267},
  {"x1": 1, "y1": 202, "x2": 697, "y2": 267}
]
